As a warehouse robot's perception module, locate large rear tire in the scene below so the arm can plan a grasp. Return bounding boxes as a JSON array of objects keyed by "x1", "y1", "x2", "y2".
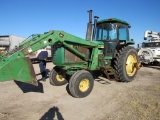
[
  {"x1": 49, "y1": 67, "x2": 68, "y2": 86},
  {"x1": 69, "y1": 70, "x2": 94, "y2": 98},
  {"x1": 114, "y1": 46, "x2": 138, "y2": 82}
]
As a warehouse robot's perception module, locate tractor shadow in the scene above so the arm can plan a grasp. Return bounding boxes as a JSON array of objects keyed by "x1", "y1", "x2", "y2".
[
  {"x1": 91, "y1": 70, "x2": 115, "y2": 85},
  {"x1": 95, "y1": 77, "x2": 112, "y2": 85},
  {"x1": 40, "y1": 106, "x2": 64, "y2": 120},
  {"x1": 95, "y1": 79, "x2": 111, "y2": 84},
  {"x1": 14, "y1": 80, "x2": 44, "y2": 93},
  {"x1": 65, "y1": 84, "x2": 74, "y2": 97},
  {"x1": 143, "y1": 65, "x2": 160, "y2": 70}
]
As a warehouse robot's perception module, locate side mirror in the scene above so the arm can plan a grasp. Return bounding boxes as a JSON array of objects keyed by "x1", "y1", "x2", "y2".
[{"x1": 128, "y1": 25, "x2": 131, "y2": 28}]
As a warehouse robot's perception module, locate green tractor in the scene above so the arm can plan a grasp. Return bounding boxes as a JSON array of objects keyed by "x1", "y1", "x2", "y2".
[{"x1": 0, "y1": 10, "x2": 141, "y2": 98}]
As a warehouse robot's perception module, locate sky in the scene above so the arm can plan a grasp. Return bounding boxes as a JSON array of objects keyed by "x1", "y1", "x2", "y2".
[{"x1": 0, "y1": 0, "x2": 160, "y2": 46}]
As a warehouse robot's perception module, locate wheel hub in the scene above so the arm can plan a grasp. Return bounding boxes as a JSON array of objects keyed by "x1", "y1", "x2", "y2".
[
  {"x1": 79, "y1": 79, "x2": 90, "y2": 92},
  {"x1": 126, "y1": 54, "x2": 137, "y2": 76},
  {"x1": 56, "y1": 74, "x2": 65, "y2": 82}
]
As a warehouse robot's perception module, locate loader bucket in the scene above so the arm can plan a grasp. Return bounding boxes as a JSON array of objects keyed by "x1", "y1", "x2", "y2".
[{"x1": 0, "y1": 57, "x2": 38, "y2": 86}]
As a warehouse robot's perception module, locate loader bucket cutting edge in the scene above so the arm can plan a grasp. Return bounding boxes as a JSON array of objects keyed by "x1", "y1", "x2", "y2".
[{"x1": 0, "y1": 57, "x2": 38, "y2": 86}]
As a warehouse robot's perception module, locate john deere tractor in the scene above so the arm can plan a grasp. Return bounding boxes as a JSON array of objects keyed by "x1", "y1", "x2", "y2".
[{"x1": 0, "y1": 10, "x2": 141, "y2": 98}]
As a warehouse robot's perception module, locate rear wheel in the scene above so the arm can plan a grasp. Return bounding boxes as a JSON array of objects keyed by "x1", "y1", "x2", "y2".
[
  {"x1": 49, "y1": 67, "x2": 68, "y2": 86},
  {"x1": 114, "y1": 46, "x2": 138, "y2": 82},
  {"x1": 69, "y1": 70, "x2": 94, "y2": 98}
]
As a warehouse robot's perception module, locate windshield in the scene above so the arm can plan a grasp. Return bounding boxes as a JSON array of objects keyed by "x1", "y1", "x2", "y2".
[
  {"x1": 95, "y1": 23, "x2": 129, "y2": 41},
  {"x1": 118, "y1": 25, "x2": 129, "y2": 40},
  {"x1": 96, "y1": 23, "x2": 117, "y2": 40},
  {"x1": 142, "y1": 42, "x2": 160, "y2": 47}
]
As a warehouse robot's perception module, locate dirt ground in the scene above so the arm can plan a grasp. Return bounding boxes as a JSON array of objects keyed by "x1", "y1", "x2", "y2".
[{"x1": 0, "y1": 62, "x2": 160, "y2": 120}]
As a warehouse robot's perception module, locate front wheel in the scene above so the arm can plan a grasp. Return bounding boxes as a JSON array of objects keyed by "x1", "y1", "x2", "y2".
[
  {"x1": 49, "y1": 67, "x2": 68, "y2": 86},
  {"x1": 69, "y1": 70, "x2": 94, "y2": 98},
  {"x1": 114, "y1": 46, "x2": 139, "y2": 82}
]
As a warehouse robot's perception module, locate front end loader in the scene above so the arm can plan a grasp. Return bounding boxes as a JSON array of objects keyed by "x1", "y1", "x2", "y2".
[{"x1": 0, "y1": 10, "x2": 141, "y2": 98}]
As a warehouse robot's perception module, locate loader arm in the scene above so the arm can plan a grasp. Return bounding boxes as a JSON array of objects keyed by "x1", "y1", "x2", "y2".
[{"x1": 0, "y1": 30, "x2": 97, "y2": 84}]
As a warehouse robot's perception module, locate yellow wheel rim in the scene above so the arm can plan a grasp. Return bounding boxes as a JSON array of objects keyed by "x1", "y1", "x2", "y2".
[
  {"x1": 79, "y1": 79, "x2": 90, "y2": 92},
  {"x1": 126, "y1": 54, "x2": 137, "y2": 76},
  {"x1": 56, "y1": 74, "x2": 65, "y2": 82}
]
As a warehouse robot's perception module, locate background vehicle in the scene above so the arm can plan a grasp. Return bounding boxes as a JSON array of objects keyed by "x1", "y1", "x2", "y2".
[
  {"x1": 0, "y1": 10, "x2": 141, "y2": 98},
  {"x1": 138, "y1": 30, "x2": 160, "y2": 65},
  {"x1": 0, "y1": 35, "x2": 25, "y2": 55}
]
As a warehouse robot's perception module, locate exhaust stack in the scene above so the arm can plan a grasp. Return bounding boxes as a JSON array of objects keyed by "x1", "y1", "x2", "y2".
[
  {"x1": 86, "y1": 10, "x2": 92, "y2": 41},
  {"x1": 92, "y1": 16, "x2": 99, "y2": 41}
]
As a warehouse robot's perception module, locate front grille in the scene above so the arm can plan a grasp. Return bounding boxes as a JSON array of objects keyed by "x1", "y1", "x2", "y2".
[{"x1": 64, "y1": 46, "x2": 87, "y2": 62}]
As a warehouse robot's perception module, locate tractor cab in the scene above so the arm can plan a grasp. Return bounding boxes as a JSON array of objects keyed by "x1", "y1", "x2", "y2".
[
  {"x1": 86, "y1": 10, "x2": 135, "y2": 58},
  {"x1": 95, "y1": 18, "x2": 130, "y2": 41},
  {"x1": 94, "y1": 18, "x2": 131, "y2": 57}
]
